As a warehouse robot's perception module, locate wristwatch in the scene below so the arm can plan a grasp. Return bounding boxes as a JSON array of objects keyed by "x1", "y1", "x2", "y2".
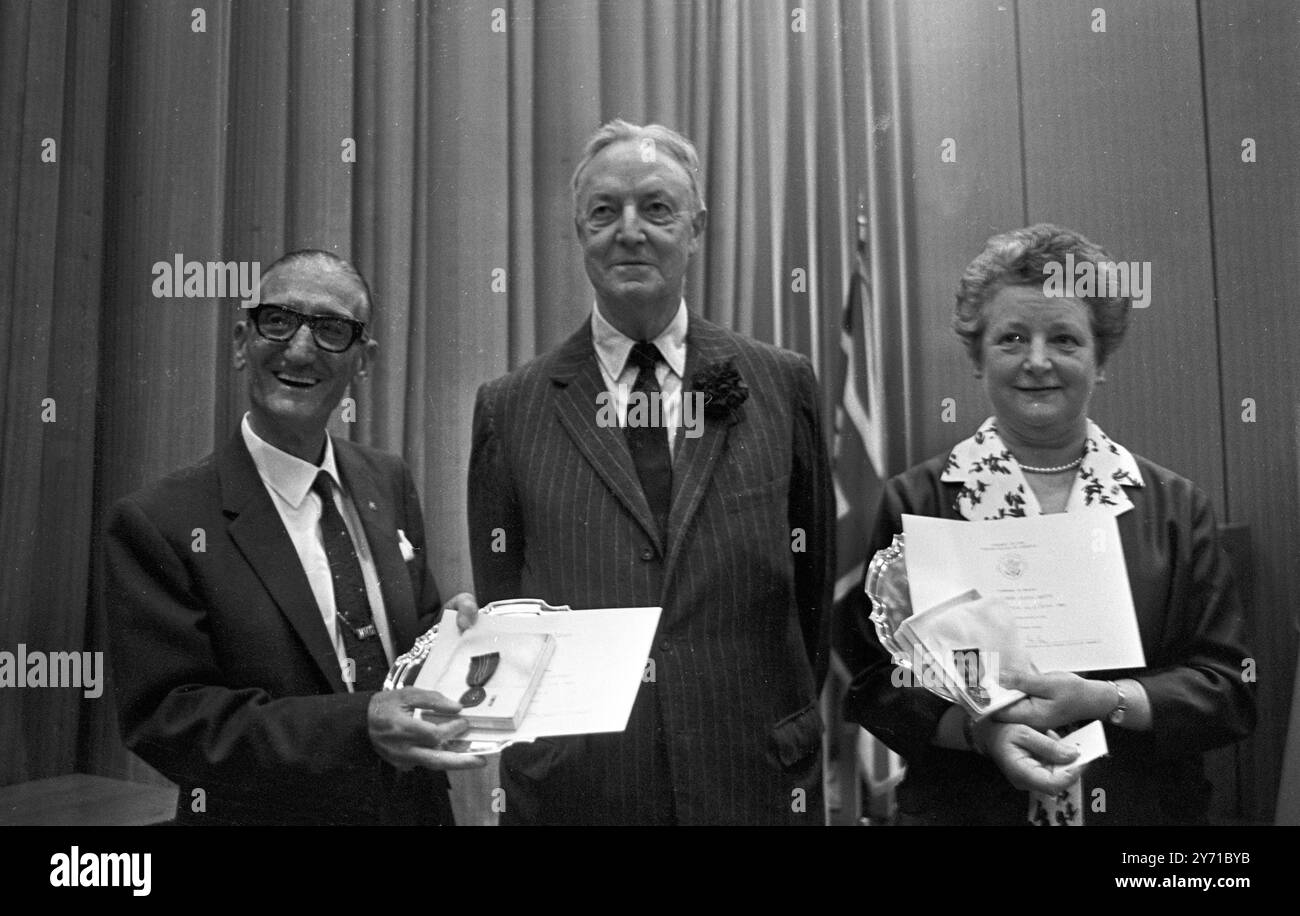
[{"x1": 1106, "y1": 680, "x2": 1128, "y2": 726}]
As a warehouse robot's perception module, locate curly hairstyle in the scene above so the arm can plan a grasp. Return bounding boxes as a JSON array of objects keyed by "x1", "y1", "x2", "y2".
[{"x1": 953, "y1": 223, "x2": 1132, "y2": 365}]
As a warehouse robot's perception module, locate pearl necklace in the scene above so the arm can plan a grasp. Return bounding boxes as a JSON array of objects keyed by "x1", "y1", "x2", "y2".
[{"x1": 1018, "y1": 455, "x2": 1084, "y2": 474}]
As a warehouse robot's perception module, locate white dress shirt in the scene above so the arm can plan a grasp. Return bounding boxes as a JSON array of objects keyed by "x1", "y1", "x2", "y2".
[
  {"x1": 591, "y1": 299, "x2": 689, "y2": 458},
  {"x1": 241, "y1": 414, "x2": 394, "y2": 690}
]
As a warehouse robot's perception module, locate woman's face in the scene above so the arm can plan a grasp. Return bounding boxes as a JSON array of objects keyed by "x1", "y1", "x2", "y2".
[{"x1": 977, "y1": 285, "x2": 1101, "y2": 442}]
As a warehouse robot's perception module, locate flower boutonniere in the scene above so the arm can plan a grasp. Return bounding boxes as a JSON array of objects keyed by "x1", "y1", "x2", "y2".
[{"x1": 691, "y1": 360, "x2": 749, "y2": 424}]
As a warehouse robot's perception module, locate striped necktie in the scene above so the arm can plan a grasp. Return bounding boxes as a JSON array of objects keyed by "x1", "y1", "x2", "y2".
[{"x1": 313, "y1": 471, "x2": 389, "y2": 691}]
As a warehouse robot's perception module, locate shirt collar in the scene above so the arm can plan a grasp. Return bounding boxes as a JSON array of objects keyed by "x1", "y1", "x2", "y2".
[
  {"x1": 941, "y1": 416, "x2": 1144, "y2": 520},
  {"x1": 591, "y1": 299, "x2": 689, "y2": 379},
  {"x1": 241, "y1": 413, "x2": 342, "y2": 510}
]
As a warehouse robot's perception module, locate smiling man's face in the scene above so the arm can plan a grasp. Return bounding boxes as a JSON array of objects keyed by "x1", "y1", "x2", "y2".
[
  {"x1": 233, "y1": 258, "x2": 376, "y2": 462},
  {"x1": 574, "y1": 138, "x2": 705, "y2": 338}
]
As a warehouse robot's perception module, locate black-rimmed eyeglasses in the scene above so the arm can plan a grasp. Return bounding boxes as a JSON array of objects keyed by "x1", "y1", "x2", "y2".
[{"x1": 248, "y1": 303, "x2": 367, "y2": 353}]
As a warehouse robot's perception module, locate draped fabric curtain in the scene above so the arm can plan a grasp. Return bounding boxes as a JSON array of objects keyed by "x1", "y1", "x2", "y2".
[
  {"x1": 0, "y1": 0, "x2": 115, "y2": 785},
  {"x1": 8, "y1": 0, "x2": 1294, "y2": 826},
  {"x1": 1, "y1": 0, "x2": 917, "y2": 789}
]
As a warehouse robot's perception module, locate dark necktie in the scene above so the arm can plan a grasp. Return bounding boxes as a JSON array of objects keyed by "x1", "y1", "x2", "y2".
[
  {"x1": 626, "y1": 342, "x2": 673, "y2": 534},
  {"x1": 312, "y1": 471, "x2": 388, "y2": 691}
]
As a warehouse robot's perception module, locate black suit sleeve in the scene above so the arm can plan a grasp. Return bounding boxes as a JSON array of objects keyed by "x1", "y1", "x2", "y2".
[
  {"x1": 788, "y1": 356, "x2": 835, "y2": 687},
  {"x1": 468, "y1": 380, "x2": 525, "y2": 604},
  {"x1": 105, "y1": 496, "x2": 379, "y2": 798}
]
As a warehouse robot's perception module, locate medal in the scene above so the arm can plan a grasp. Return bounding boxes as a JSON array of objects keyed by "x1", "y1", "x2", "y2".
[{"x1": 458, "y1": 652, "x2": 501, "y2": 708}]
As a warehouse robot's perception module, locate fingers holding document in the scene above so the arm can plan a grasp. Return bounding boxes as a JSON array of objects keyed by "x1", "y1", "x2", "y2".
[{"x1": 368, "y1": 687, "x2": 488, "y2": 771}]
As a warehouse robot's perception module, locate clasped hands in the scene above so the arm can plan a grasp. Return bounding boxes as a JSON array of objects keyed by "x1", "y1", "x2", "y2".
[
  {"x1": 969, "y1": 670, "x2": 1116, "y2": 795},
  {"x1": 367, "y1": 592, "x2": 488, "y2": 771}
]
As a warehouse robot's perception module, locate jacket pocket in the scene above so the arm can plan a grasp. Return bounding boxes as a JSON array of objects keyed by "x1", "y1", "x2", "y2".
[{"x1": 768, "y1": 701, "x2": 824, "y2": 769}]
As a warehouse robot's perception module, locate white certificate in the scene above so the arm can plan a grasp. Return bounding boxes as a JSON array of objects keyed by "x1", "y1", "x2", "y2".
[
  {"x1": 413, "y1": 603, "x2": 662, "y2": 751},
  {"x1": 901, "y1": 514, "x2": 1145, "y2": 672}
]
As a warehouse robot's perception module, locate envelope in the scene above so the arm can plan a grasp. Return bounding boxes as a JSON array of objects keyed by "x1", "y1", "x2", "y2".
[{"x1": 896, "y1": 589, "x2": 1036, "y2": 719}]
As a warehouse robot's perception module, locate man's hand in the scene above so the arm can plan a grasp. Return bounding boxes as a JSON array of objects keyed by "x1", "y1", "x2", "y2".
[
  {"x1": 993, "y1": 670, "x2": 1113, "y2": 731},
  {"x1": 443, "y1": 591, "x2": 480, "y2": 634},
  {"x1": 368, "y1": 688, "x2": 487, "y2": 771},
  {"x1": 975, "y1": 720, "x2": 1080, "y2": 795}
]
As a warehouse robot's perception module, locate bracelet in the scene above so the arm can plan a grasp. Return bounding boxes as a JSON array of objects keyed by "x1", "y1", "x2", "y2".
[{"x1": 1106, "y1": 680, "x2": 1128, "y2": 726}]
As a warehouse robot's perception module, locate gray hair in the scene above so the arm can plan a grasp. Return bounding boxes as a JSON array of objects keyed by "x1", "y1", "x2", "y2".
[
  {"x1": 953, "y1": 223, "x2": 1131, "y2": 365},
  {"x1": 570, "y1": 119, "x2": 705, "y2": 217},
  {"x1": 261, "y1": 249, "x2": 374, "y2": 317}
]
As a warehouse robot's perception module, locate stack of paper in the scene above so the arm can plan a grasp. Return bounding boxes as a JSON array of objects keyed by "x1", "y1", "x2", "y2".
[
  {"x1": 423, "y1": 631, "x2": 556, "y2": 730},
  {"x1": 405, "y1": 602, "x2": 662, "y2": 755},
  {"x1": 901, "y1": 513, "x2": 1146, "y2": 673}
]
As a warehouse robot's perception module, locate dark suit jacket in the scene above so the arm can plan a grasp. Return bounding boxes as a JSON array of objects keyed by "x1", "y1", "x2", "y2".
[
  {"x1": 104, "y1": 430, "x2": 451, "y2": 825},
  {"x1": 468, "y1": 314, "x2": 835, "y2": 825},
  {"x1": 837, "y1": 450, "x2": 1256, "y2": 825}
]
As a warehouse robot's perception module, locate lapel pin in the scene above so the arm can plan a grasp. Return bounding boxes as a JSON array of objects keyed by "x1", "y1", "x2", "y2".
[{"x1": 367, "y1": 501, "x2": 376, "y2": 511}]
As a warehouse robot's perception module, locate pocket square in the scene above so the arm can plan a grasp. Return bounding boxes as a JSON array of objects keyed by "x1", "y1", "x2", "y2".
[{"x1": 396, "y1": 529, "x2": 416, "y2": 562}]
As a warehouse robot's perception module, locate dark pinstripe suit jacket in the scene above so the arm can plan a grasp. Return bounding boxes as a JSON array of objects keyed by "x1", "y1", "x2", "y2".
[{"x1": 468, "y1": 314, "x2": 834, "y2": 825}]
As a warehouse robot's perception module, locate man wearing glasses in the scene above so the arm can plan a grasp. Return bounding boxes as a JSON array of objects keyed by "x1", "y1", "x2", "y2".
[{"x1": 105, "y1": 249, "x2": 484, "y2": 826}]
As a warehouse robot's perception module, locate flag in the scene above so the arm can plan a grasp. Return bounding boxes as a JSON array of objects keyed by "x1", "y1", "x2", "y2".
[
  {"x1": 833, "y1": 209, "x2": 888, "y2": 608},
  {"x1": 827, "y1": 205, "x2": 904, "y2": 823}
]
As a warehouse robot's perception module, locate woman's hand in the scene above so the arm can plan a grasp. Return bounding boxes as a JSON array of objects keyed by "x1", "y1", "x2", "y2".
[
  {"x1": 993, "y1": 670, "x2": 1115, "y2": 731},
  {"x1": 973, "y1": 719, "x2": 1080, "y2": 795}
]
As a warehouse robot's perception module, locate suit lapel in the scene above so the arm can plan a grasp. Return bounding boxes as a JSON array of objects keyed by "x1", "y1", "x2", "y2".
[
  {"x1": 218, "y1": 432, "x2": 347, "y2": 693},
  {"x1": 550, "y1": 324, "x2": 665, "y2": 551},
  {"x1": 334, "y1": 442, "x2": 419, "y2": 653},
  {"x1": 663, "y1": 316, "x2": 741, "y2": 579}
]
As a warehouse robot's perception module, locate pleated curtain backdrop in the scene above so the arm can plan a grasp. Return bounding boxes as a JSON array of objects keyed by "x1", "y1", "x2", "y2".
[{"x1": 1, "y1": 0, "x2": 915, "y2": 789}]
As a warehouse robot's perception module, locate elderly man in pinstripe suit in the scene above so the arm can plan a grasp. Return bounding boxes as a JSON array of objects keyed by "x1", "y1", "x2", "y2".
[{"x1": 468, "y1": 120, "x2": 834, "y2": 825}]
